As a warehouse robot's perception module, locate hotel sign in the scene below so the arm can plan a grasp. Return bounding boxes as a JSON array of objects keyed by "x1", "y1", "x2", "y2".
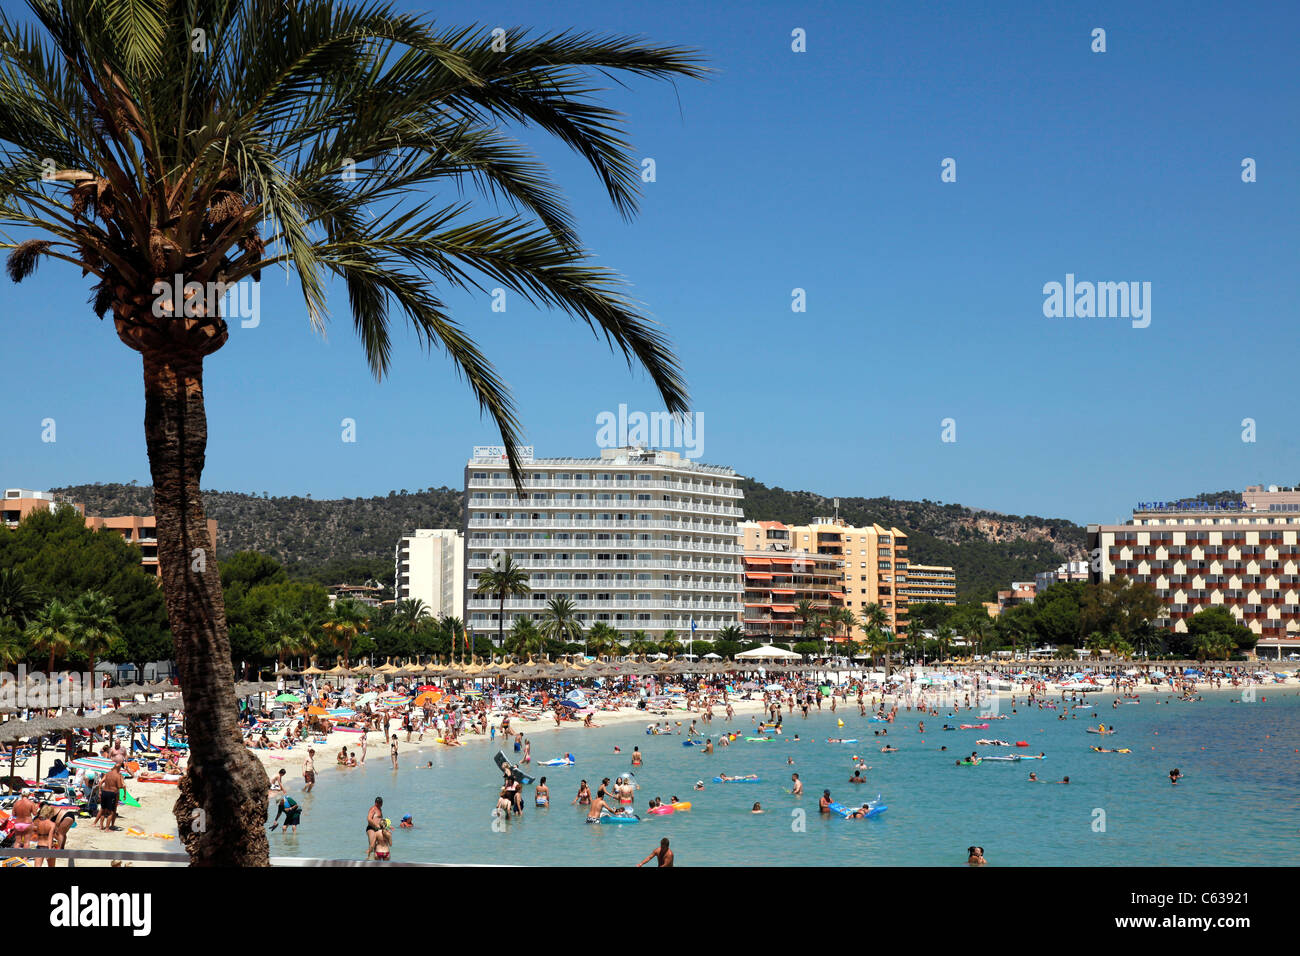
[
  {"x1": 473, "y1": 445, "x2": 534, "y2": 463},
  {"x1": 1136, "y1": 500, "x2": 1248, "y2": 512}
]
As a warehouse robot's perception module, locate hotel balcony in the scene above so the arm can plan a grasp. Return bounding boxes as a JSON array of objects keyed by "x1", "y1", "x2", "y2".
[
  {"x1": 467, "y1": 476, "x2": 742, "y2": 498},
  {"x1": 468, "y1": 556, "x2": 740, "y2": 573}
]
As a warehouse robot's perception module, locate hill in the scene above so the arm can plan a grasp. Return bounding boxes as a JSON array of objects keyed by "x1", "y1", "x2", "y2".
[{"x1": 52, "y1": 479, "x2": 1089, "y2": 601}]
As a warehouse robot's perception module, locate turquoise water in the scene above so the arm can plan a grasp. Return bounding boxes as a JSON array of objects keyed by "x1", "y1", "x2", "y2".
[{"x1": 271, "y1": 691, "x2": 1300, "y2": 866}]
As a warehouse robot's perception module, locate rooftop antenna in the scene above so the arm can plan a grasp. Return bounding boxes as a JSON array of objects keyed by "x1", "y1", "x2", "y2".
[{"x1": 834, "y1": 497, "x2": 840, "y2": 523}]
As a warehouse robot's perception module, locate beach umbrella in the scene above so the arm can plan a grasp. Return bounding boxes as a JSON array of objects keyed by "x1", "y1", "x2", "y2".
[
  {"x1": 354, "y1": 692, "x2": 378, "y2": 706},
  {"x1": 274, "y1": 693, "x2": 302, "y2": 703},
  {"x1": 414, "y1": 691, "x2": 442, "y2": 707}
]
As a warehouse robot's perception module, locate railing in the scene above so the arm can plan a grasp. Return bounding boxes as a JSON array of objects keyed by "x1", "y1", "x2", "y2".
[
  {"x1": 518, "y1": 579, "x2": 741, "y2": 592},
  {"x1": 468, "y1": 498, "x2": 744, "y2": 517},
  {"x1": 468, "y1": 477, "x2": 742, "y2": 497},
  {"x1": 467, "y1": 597, "x2": 742, "y2": 612},
  {"x1": 466, "y1": 538, "x2": 742, "y2": 554},
  {"x1": 468, "y1": 518, "x2": 738, "y2": 533},
  {"x1": 469, "y1": 618, "x2": 739, "y2": 631},
  {"x1": 467, "y1": 557, "x2": 741, "y2": 573}
]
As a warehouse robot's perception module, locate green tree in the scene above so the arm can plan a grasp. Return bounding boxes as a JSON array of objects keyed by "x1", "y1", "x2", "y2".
[
  {"x1": 474, "y1": 555, "x2": 531, "y2": 653},
  {"x1": 538, "y1": 597, "x2": 584, "y2": 650},
  {"x1": 70, "y1": 590, "x2": 123, "y2": 679},
  {"x1": 504, "y1": 617, "x2": 544, "y2": 657},
  {"x1": 0, "y1": 568, "x2": 40, "y2": 625},
  {"x1": 0, "y1": 0, "x2": 701, "y2": 866},
  {"x1": 322, "y1": 599, "x2": 369, "y2": 668},
  {"x1": 26, "y1": 598, "x2": 77, "y2": 673}
]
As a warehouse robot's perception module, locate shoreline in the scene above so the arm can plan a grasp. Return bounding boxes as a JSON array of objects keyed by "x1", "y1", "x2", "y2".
[{"x1": 43, "y1": 677, "x2": 1295, "y2": 866}]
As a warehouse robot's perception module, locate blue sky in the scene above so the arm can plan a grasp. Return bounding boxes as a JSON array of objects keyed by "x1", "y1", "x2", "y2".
[{"x1": 1, "y1": 0, "x2": 1296, "y2": 525}]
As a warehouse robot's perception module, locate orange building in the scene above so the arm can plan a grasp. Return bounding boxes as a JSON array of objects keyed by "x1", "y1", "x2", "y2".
[
  {"x1": 5, "y1": 488, "x2": 215, "y2": 578},
  {"x1": 785, "y1": 518, "x2": 910, "y2": 638},
  {"x1": 739, "y1": 521, "x2": 844, "y2": 640}
]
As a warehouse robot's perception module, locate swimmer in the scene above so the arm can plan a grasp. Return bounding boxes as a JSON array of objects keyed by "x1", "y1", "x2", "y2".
[
  {"x1": 751, "y1": 802, "x2": 764, "y2": 814},
  {"x1": 967, "y1": 845, "x2": 987, "y2": 866}
]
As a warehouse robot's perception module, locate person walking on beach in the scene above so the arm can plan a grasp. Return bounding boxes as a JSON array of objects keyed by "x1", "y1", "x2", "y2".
[
  {"x1": 303, "y1": 748, "x2": 317, "y2": 792},
  {"x1": 365, "y1": 796, "x2": 385, "y2": 859},
  {"x1": 637, "y1": 838, "x2": 674, "y2": 867},
  {"x1": 358, "y1": 728, "x2": 368, "y2": 764},
  {"x1": 99, "y1": 763, "x2": 124, "y2": 831},
  {"x1": 390, "y1": 734, "x2": 399, "y2": 770}
]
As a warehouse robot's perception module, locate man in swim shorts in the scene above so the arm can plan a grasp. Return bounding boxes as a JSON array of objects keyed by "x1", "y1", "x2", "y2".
[
  {"x1": 637, "y1": 838, "x2": 674, "y2": 867},
  {"x1": 99, "y1": 764, "x2": 124, "y2": 831},
  {"x1": 791, "y1": 772, "x2": 803, "y2": 795},
  {"x1": 303, "y1": 748, "x2": 316, "y2": 792}
]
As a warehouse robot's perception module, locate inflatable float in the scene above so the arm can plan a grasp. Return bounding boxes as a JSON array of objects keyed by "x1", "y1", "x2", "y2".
[
  {"x1": 540, "y1": 756, "x2": 575, "y2": 767},
  {"x1": 713, "y1": 775, "x2": 761, "y2": 783},
  {"x1": 827, "y1": 797, "x2": 887, "y2": 819},
  {"x1": 597, "y1": 813, "x2": 639, "y2": 824}
]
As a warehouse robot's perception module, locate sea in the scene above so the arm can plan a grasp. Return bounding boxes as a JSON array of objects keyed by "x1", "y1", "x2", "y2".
[{"x1": 269, "y1": 688, "x2": 1300, "y2": 866}]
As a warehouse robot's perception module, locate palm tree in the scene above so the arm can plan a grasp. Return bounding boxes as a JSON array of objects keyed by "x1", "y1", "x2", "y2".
[
  {"x1": 795, "y1": 599, "x2": 822, "y2": 640},
  {"x1": 859, "y1": 603, "x2": 891, "y2": 674},
  {"x1": 715, "y1": 624, "x2": 743, "y2": 644},
  {"x1": 322, "y1": 599, "x2": 369, "y2": 668},
  {"x1": 586, "y1": 622, "x2": 620, "y2": 658},
  {"x1": 538, "y1": 597, "x2": 583, "y2": 654},
  {"x1": 394, "y1": 599, "x2": 431, "y2": 634},
  {"x1": 475, "y1": 556, "x2": 531, "y2": 652},
  {"x1": 0, "y1": 569, "x2": 40, "y2": 626},
  {"x1": 0, "y1": 621, "x2": 23, "y2": 668},
  {"x1": 505, "y1": 617, "x2": 543, "y2": 658},
  {"x1": 262, "y1": 606, "x2": 304, "y2": 672},
  {"x1": 0, "y1": 1, "x2": 701, "y2": 865},
  {"x1": 71, "y1": 590, "x2": 121, "y2": 684},
  {"x1": 26, "y1": 598, "x2": 77, "y2": 674},
  {"x1": 439, "y1": 615, "x2": 467, "y2": 664}
]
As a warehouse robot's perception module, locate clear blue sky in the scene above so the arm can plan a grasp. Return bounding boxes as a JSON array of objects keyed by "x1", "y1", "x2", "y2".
[{"x1": 1, "y1": 0, "x2": 1297, "y2": 525}]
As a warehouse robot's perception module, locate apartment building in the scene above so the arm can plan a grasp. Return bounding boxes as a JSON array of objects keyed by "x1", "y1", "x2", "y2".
[
  {"x1": 394, "y1": 529, "x2": 465, "y2": 619},
  {"x1": 899, "y1": 563, "x2": 957, "y2": 606},
  {"x1": 1087, "y1": 486, "x2": 1300, "y2": 658},
  {"x1": 462, "y1": 446, "x2": 743, "y2": 645},
  {"x1": 785, "y1": 518, "x2": 909, "y2": 637},
  {"x1": 739, "y1": 520, "x2": 844, "y2": 640},
  {"x1": 6, "y1": 488, "x2": 214, "y2": 578}
]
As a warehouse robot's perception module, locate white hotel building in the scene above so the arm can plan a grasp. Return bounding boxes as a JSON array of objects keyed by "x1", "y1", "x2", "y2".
[
  {"x1": 394, "y1": 528, "x2": 465, "y2": 619},
  {"x1": 463, "y1": 446, "x2": 744, "y2": 644}
]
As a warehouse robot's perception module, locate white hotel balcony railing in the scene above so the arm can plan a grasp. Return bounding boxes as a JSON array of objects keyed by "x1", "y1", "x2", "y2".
[
  {"x1": 467, "y1": 557, "x2": 741, "y2": 573},
  {"x1": 468, "y1": 497, "x2": 744, "y2": 517},
  {"x1": 468, "y1": 518, "x2": 737, "y2": 534},
  {"x1": 467, "y1": 538, "x2": 742, "y2": 555},
  {"x1": 471, "y1": 619, "x2": 740, "y2": 632},
  {"x1": 467, "y1": 476, "x2": 743, "y2": 498},
  {"x1": 513, "y1": 579, "x2": 741, "y2": 592},
  {"x1": 467, "y1": 597, "x2": 741, "y2": 612}
]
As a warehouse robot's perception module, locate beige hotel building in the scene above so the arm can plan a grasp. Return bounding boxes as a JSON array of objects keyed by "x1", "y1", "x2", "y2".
[{"x1": 1087, "y1": 485, "x2": 1300, "y2": 658}]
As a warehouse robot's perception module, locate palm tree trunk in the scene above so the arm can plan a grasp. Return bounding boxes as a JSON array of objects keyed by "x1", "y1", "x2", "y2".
[
  {"x1": 142, "y1": 350, "x2": 269, "y2": 867},
  {"x1": 497, "y1": 592, "x2": 505, "y2": 656}
]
